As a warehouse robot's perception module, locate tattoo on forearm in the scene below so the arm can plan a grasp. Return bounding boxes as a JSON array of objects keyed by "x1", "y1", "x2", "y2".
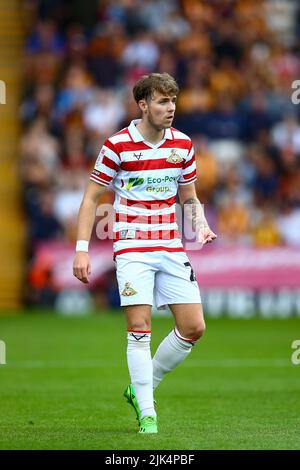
[
  {"x1": 184, "y1": 198, "x2": 200, "y2": 231},
  {"x1": 183, "y1": 198, "x2": 208, "y2": 232},
  {"x1": 184, "y1": 198, "x2": 198, "y2": 205}
]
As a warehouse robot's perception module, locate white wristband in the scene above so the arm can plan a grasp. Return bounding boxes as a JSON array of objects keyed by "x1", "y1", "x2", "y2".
[{"x1": 76, "y1": 240, "x2": 89, "y2": 252}]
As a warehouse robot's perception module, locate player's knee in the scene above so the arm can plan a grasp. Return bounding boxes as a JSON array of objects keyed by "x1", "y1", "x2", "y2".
[
  {"x1": 125, "y1": 306, "x2": 151, "y2": 332},
  {"x1": 190, "y1": 321, "x2": 206, "y2": 341},
  {"x1": 177, "y1": 321, "x2": 206, "y2": 342},
  {"x1": 197, "y1": 321, "x2": 206, "y2": 338}
]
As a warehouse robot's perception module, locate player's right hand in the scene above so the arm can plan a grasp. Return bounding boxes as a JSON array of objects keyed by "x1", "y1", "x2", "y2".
[{"x1": 73, "y1": 252, "x2": 91, "y2": 284}]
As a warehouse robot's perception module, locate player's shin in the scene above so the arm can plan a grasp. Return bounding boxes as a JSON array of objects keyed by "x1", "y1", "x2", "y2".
[
  {"x1": 127, "y1": 330, "x2": 156, "y2": 418},
  {"x1": 152, "y1": 328, "x2": 197, "y2": 390}
]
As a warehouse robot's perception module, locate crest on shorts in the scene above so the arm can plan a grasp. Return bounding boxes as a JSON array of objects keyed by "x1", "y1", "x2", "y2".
[
  {"x1": 166, "y1": 149, "x2": 183, "y2": 164},
  {"x1": 121, "y1": 282, "x2": 137, "y2": 296}
]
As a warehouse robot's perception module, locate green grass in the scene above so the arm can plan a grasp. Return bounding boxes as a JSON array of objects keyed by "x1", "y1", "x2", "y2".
[{"x1": 0, "y1": 311, "x2": 299, "y2": 450}]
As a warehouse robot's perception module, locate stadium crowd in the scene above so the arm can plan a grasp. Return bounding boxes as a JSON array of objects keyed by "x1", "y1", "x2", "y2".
[{"x1": 20, "y1": 0, "x2": 300, "y2": 305}]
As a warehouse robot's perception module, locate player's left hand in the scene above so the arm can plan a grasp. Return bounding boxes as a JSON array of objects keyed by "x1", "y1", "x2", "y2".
[{"x1": 200, "y1": 227, "x2": 217, "y2": 245}]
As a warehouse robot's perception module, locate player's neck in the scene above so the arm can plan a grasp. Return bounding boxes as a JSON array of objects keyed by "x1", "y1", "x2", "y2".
[{"x1": 136, "y1": 121, "x2": 165, "y2": 145}]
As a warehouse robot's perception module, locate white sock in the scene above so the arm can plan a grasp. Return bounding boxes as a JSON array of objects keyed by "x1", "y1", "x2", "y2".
[
  {"x1": 152, "y1": 328, "x2": 196, "y2": 391},
  {"x1": 127, "y1": 330, "x2": 156, "y2": 418}
]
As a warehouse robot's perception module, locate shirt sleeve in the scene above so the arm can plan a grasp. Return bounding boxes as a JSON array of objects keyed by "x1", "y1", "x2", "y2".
[
  {"x1": 178, "y1": 141, "x2": 197, "y2": 186},
  {"x1": 90, "y1": 138, "x2": 120, "y2": 187}
]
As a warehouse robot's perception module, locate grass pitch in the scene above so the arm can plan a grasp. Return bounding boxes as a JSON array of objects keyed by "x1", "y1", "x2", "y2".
[{"x1": 0, "y1": 311, "x2": 299, "y2": 450}]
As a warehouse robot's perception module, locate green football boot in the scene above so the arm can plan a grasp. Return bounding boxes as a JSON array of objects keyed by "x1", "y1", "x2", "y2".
[
  {"x1": 123, "y1": 384, "x2": 141, "y2": 425},
  {"x1": 139, "y1": 416, "x2": 158, "y2": 434}
]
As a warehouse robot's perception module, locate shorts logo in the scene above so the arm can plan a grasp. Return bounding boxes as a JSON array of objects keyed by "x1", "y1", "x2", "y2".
[
  {"x1": 121, "y1": 282, "x2": 137, "y2": 296},
  {"x1": 166, "y1": 149, "x2": 183, "y2": 164}
]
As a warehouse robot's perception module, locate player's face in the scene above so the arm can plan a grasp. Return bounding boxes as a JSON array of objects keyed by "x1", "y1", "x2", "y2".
[{"x1": 145, "y1": 91, "x2": 177, "y2": 131}]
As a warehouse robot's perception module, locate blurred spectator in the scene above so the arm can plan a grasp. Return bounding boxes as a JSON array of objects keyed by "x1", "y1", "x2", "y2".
[
  {"x1": 217, "y1": 197, "x2": 250, "y2": 246},
  {"x1": 83, "y1": 88, "x2": 126, "y2": 139},
  {"x1": 21, "y1": 84, "x2": 55, "y2": 125},
  {"x1": 20, "y1": 117, "x2": 60, "y2": 191},
  {"x1": 252, "y1": 207, "x2": 281, "y2": 247},
  {"x1": 26, "y1": 19, "x2": 65, "y2": 54},
  {"x1": 278, "y1": 203, "x2": 300, "y2": 247},
  {"x1": 252, "y1": 152, "x2": 279, "y2": 205},
  {"x1": 121, "y1": 31, "x2": 159, "y2": 71},
  {"x1": 55, "y1": 64, "x2": 94, "y2": 119},
  {"x1": 29, "y1": 189, "x2": 63, "y2": 245},
  {"x1": 53, "y1": 171, "x2": 85, "y2": 241},
  {"x1": 271, "y1": 113, "x2": 300, "y2": 154}
]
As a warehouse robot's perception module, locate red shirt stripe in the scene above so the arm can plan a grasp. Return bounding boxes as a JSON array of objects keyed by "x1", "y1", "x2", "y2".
[
  {"x1": 183, "y1": 168, "x2": 197, "y2": 180},
  {"x1": 113, "y1": 141, "x2": 151, "y2": 152},
  {"x1": 104, "y1": 138, "x2": 121, "y2": 158},
  {"x1": 183, "y1": 157, "x2": 194, "y2": 170},
  {"x1": 91, "y1": 170, "x2": 112, "y2": 183},
  {"x1": 102, "y1": 156, "x2": 119, "y2": 172},
  {"x1": 152, "y1": 139, "x2": 191, "y2": 150},
  {"x1": 120, "y1": 195, "x2": 176, "y2": 210},
  {"x1": 121, "y1": 158, "x2": 184, "y2": 171},
  {"x1": 115, "y1": 212, "x2": 176, "y2": 224},
  {"x1": 114, "y1": 246, "x2": 185, "y2": 257}
]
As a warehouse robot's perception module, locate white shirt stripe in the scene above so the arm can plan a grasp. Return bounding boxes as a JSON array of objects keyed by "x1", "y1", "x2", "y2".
[
  {"x1": 110, "y1": 133, "x2": 131, "y2": 145},
  {"x1": 114, "y1": 221, "x2": 179, "y2": 232}
]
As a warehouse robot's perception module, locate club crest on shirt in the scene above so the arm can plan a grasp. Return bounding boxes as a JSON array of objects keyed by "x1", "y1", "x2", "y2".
[
  {"x1": 166, "y1": 149, "x2": 183, "y2": 164},
  {"x1": 121, "y1": 282, "x2": 137, "y2": 296}
]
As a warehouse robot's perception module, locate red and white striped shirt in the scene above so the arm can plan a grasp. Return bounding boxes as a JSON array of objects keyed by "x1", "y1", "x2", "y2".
[{"x1": 90, "y1": 120, "x2": 197, "y2": 257}]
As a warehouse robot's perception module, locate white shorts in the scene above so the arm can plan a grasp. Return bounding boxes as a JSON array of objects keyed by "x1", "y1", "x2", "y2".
[{"x1": 115, "y1": 250, "x2": 201, "y2": 309}]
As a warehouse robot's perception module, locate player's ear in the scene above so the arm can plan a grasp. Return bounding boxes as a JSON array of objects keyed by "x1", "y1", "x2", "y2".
[{"x1": 138, "y1": 99, "x2": 147, "y2": 114}]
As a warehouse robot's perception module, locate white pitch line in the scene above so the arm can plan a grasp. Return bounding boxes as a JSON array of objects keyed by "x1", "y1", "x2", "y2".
[
  {"x1": 2, "y1": 358, "x2": 292, "y2": 369},
  {"x1": 3, "y1": 359, "x2": 111, "y2": 369},
  {"x1": 185, "y1": 358, "x2": 290, "y2": 368}
]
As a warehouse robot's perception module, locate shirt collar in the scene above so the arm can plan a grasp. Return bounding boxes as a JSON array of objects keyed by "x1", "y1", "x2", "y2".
[{"x1": 128, "y1": 119, "x2": 173, "y2": 143}]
